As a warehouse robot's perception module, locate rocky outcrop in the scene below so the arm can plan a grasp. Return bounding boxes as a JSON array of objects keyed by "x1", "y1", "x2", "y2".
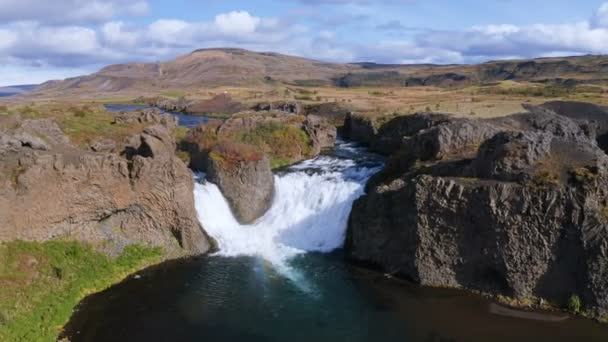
[
  {"x1": 112, "y1": 108, "x2": 178, "y2": 129},
  {"x1": 304, "y1": 115, "x2": 338, "y2": 155},
  {"x1": 144, "y1": 94, "x2": 246, "y2": 116},
  {"x1": 252, "y1": 101, "x2": 301, "y2": 114},
  {"x1": 183, "y1": 111, "x2": 337, "y2": 172},
  {"x1": 347, "y1": 107, "x2": 608, "y2": 319},
  {"x1": 207, "y1": 142, "x2": 274, "y2": 224},
  {"x1": 302, "y1": 103, "x2": 352, "y2": 124},
  {"x1": 343, "y1": 113, "x2": 379, "y2": 146},
  {"x1": 0, "y1": 117, "x2": 211, "y2": 257},
  {"x1": 153, "y1": 96, "x2": 190, "y2": 112},
  {"x1": 537, "y1": 101, "x2": 608, "y2": 152}
]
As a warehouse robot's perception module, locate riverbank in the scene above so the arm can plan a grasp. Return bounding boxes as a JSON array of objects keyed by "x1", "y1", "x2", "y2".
[{"x1": 0, "y1": 240, "x2": 163, "y2": 341}]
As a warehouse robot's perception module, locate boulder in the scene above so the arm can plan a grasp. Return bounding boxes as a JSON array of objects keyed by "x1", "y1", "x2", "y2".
[
  {"x1": 90, "y1": 139, "x2": 117, "y2": 153},
  {"x1": 207, "y1": 142, "x2": 274, "y2": 224}
]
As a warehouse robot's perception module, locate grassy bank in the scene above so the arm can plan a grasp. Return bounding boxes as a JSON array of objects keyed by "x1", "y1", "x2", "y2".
[{"x1": 0, "y1": 240, "x2": 163, "y2": 341}]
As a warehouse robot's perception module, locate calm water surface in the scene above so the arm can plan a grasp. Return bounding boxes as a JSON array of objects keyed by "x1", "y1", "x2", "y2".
[{"x1": 61, "y1": 253, "x2": 608, "y2": 342}]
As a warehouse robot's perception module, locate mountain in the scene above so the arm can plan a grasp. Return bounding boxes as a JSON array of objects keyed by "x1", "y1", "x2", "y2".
[
  {"x1": 33, "y1": 48, "x2": 354, "y2": 96},
  {"x1": 30, "y1": 49, "x2": 608, "y2": 98}
]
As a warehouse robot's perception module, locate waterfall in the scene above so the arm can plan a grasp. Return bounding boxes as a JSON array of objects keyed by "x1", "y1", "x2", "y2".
[{"x1": 193, "y1": 140, "x2": 382, "y2": 272}]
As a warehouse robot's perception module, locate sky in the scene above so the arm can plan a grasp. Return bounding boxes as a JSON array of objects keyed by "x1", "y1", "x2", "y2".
[{"x1": 1, "y1": 0, "x2": 608, "y2": 86}]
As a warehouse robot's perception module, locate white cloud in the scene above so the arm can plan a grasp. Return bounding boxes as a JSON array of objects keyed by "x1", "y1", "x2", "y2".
[
  {"x1": 101, "y1": 22, "x2": 139, "y2": 47},
  {"x1": 215, "y1": 11, "x2": 261, "y2": 35},
  {"x1": 414, "y1": 21, "x2": 608, "y2": 61},
  {"x1": 0, "y1": 29, "x2": 17, "y2": 50}
]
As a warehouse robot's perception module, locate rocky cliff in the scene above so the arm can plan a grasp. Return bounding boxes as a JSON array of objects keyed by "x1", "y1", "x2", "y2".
[
  {"x1": 0, "y1": 113, "x2": 211, "y2": 257},
  {"x1": 346, "y1": 103, "x2": 608, "y2": 319}
]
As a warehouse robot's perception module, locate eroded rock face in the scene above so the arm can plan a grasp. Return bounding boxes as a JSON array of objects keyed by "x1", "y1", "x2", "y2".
[
  {"x1": 347, "y1": 107, "x2": 608, "y2": 318},
  {"x1": 343, "y1": 113, "x2": 378, "y2": 146},
  {"x1": 0, "y1": 119, "x2": 211, "y2": 257},
  {"x1": 304, "y1": 115, "x2": 337, "y2": 155},
  {"x1": 207, "y1": 142, "x2": 274, "y2": 224}
]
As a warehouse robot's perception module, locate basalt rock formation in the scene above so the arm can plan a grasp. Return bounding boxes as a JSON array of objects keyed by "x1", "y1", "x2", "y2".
[
  {"x1": 347, "y1": 103, "x2": 608, "y2": 319},
  {"x1": 0, "y1": 114, "x2": 211, "y2": 257},
  {"x1": 207, "y1": 142, "x2": 275, "y2": 224},
  {"x1": 252, "y1": 101, "x2": 302, "y2": 115}
]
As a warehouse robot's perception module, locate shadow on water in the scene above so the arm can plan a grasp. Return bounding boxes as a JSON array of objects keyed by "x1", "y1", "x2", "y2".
[{"x1": 61, "y1": 253, "x2": 608, "y2": 342}]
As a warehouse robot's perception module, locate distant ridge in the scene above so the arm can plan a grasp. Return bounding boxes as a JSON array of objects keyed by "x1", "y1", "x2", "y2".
[
  {"x1": 0, "y1": 84, "x2": 38, "y2": 97},
  {"x1": 30, "y1": 48, "x2": 608, "y2": 97}
]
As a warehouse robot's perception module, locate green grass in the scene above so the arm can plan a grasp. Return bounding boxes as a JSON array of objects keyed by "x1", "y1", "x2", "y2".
[
  {"x1": 12, "y1": 104, "x2": 153, "y2": 147},
  {"x1": 160, "y1": 90, "x2": 186, "y2": 98},
  {"x1": 0, "y1": 240, "x2": 162, "y2": 342},
  {"x1": 236, "y1": 122, "x2": 313, "y2": 169},
  {"x1": 200, "y1": 112, "x2": 233, "y2": 119}
]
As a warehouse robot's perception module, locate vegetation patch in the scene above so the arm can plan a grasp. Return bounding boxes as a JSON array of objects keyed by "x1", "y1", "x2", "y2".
[
  {"x1": 567, "y1": 294, "x2": 582, "y2": 313},
  {"x1": 236, "y1": 122, "x2": 313, "y2": 168},
  {"x1": 209, "y1": 141, "x2": 264, "y2": 170},
  {"x1": 13, "y1": 103, "x2": 151, "y2": 148},
  {"x1": 0, "y1": 240, "x2": 162, "y2": 341},
  {"x1": 570, "y1": 166, "x2": 598, "y2": 184}
]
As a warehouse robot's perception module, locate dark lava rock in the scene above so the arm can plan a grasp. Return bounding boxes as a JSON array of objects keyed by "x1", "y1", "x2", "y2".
[
  {"x1": 371, "y1": 113, "x2": 451, "y2": 155},
  {"x1": 347, "y1": 106, "x2": 608, "y2": 319},
  {"x1": 207, "y1": 142, "x2": 275, "y2": 224},
  {"x1": 304, "y1": 115, "x2": 337, "y2": 155},
  {"x1": 252, "y1": 101, "x2": 301, "y2": 114},
  {"x1": 343, "y1": 113, "x2": 379, "y2": 146}
]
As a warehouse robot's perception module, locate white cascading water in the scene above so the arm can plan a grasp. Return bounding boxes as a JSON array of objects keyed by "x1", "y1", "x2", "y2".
[{"x1": 193, "y1": 140, "x2": 382, "y2": 279}]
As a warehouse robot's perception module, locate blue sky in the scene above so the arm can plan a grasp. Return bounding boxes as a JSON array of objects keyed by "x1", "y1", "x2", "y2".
[{"x1": 0, "y1": 0, "x2": 607, "y2": 85}]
